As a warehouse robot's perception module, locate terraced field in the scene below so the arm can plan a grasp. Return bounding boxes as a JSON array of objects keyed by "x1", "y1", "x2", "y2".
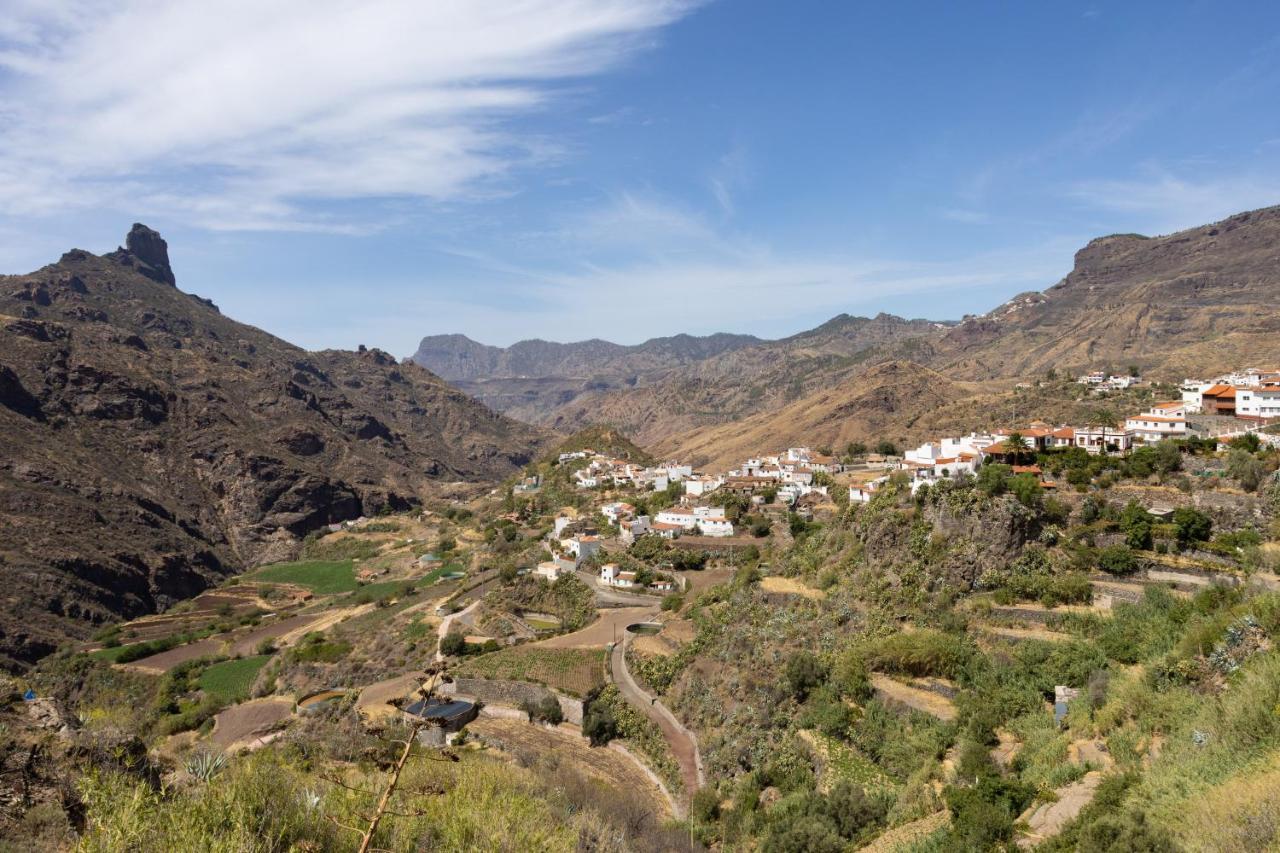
[{"x1": 452, "y1": 646, "x2": 607, "y2": 697}]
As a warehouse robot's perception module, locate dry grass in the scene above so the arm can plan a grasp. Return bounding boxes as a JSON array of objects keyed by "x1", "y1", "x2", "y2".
[{"x1": 760, "y1": 575, "x2": 827, "y2": 600}]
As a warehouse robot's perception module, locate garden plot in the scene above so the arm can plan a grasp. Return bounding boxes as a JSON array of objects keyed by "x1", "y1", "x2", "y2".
[
  {"x1": 208, "y1": 697, "x2": 294, "y2": 753},
  {"x1": 979, "y1": 624, "x2": 1073, "y2": 644},
  {"x1": 452, "y1": 646, "x2": 606, "y2": 697}
]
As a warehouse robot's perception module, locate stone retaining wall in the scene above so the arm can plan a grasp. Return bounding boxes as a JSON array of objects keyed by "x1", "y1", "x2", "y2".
[{"x1": 441, "y1": 677, "x2": 584, "y2": 725}]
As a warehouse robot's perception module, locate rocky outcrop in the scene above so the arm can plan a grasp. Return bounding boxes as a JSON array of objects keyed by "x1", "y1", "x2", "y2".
[
  {"x1": 0, "y1": 227, "x2": 551, "y2": 669},
  {"x1": 107, "y1": 223, "x2": 176, "y2": 286}
]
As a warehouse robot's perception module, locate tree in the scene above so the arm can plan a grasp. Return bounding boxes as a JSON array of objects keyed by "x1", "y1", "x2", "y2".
[
  {"x1": 439, "y1": 631, "x2": 467, "y2": 657},
  {"x1": 1173, "y1": 507, "x2": 1212, "y2": 547},
  {"x1": 1228, "y1": 448, "x2": 1267, "y2": 492},
  {"x1": 1120, "y1": 501, "x2": 1153, "y2": 550},
  {"x1": 844, "y1": 441, "x2": 867, "y2": 459},
  {"x1": 1010, "y1": 474, "x2": 1042, "y2": 508},
  {"x1": 977, "y1": 463, "x2": 1012, "y2": 496},
  {"x1": 1098, "y1": 545, "x2": 1138, "y2": 575},
  {"x1": 875, "y1": 440, "x2": 899, "y2": 456},
  {"x1": 1230, "y1": 432, "x2": 1262, "y2": 454},
  {"x1": 1004, "y1": 432, "x2": 1030, "y2": 464},
  {"x1": 784, "y1": 650, "x2": 827, "y2": 701}
]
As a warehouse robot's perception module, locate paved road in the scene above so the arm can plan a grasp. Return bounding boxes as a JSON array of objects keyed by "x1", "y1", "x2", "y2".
[{"x1": 610, "y1": 631, "x2": 704, "y2": 809}]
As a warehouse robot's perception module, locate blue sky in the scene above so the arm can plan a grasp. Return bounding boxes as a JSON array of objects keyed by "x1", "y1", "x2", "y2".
[{"x1": 3, "y1": 1, "x2": 1280, "y2": 353}]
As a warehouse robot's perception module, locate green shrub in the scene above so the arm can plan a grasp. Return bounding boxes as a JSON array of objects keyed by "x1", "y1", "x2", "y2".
[{"x1": 861, "y1": 629, "x2": 972, "y2": 679}]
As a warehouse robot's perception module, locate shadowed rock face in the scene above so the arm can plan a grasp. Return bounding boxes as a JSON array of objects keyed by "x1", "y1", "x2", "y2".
[
  {"x1": 105, "y1": 223, "x2": 177, "y2": 286},
  {"x1": 0, "y1": 227, "x2": 551, "y2": 669}
]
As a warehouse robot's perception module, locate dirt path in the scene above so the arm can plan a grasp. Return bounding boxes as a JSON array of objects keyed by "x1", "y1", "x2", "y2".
[
  {"x1": 610, "y1": 632, "x2": 704, "y2": 811},
  {"x1": 436, "y1": 600, "x2": 481, "y2": 661},
  {"x1": 534, "y1": 607, "x2": 657, "y2": 649},
  {"x1": 1016, "y1": 771, "x2": 1105, "y2": 848},
  {"x1": 870, "y1": 674, "x2": 957, "y2": 721},
  {"x1": 208, "y1": 697, "x2": 294, "y2": 753}
]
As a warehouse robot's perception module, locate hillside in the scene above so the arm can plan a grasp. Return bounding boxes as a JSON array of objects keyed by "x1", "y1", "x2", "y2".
[
  {"x1": 0, "y1": 225, "x2": 550, "y2": 668},
  {"x1": 463, "y1": 313, "x2": 948, "y2": 446},
  {"x1": 659, "y1": 361, "x2": 981, "y2": 469},
  {"x1": 935, "y1": 206, "x2": 1280, "y2": 380}
]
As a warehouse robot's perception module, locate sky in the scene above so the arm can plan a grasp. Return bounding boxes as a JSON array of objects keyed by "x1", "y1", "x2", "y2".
[{"x1": 3, "y1": 1, "x2": 1280, "y2": 354}]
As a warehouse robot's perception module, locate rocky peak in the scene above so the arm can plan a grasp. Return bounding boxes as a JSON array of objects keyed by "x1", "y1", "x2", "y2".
[{"x1": 110, "y1": 223, "x2": 176, "y2": 286}]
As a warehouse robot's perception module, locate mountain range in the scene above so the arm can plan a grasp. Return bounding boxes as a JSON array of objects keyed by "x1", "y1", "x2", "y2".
[
  {"x1": 413, "y1": 205, "x2": 1280, "y2": 461},
  {"x1": 0, "y1": 225, "x2": 548, "y2": 667}
]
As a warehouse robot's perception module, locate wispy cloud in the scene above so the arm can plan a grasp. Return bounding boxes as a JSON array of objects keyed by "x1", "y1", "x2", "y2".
[
  {"x1": 0, "y1": 0, "x2": 697, "y2": 231},
  {"x1": 708, "y1": 141, "x2": 752, "y2": 216},
  {"x1": 380, "y1": 229, "x2": 1077, "y2": 350},
  {"x1": 1067, "y1": 164, "x2": 1280, "y2": 233}
]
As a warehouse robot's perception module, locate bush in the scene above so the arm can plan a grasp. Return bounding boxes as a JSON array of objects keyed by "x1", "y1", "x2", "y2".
[
  {"x1": 861, "y1": 629, "x2": 972, "y2": 679},
  {"x1": 521, "y1": 695, "x2": 564, "y2": 725},
  {"x1": 1173, "y1": 507, "x2": 1212, "y2": 547},
  {"x1": 1098, "y1": 545, "x2": 1138, "y2": 576},
  {"x1": 784, "y1": 651, "x2": 827, "y2": 701}
]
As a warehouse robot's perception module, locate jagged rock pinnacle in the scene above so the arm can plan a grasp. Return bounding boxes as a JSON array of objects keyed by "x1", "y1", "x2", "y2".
[{"x1": 121, "y1": 223, "x2": 176, "y2": 286}]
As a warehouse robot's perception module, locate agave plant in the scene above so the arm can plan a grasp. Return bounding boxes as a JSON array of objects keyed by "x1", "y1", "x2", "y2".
[{"x1": 183, "y1": 750, "x2": 227, "y2": 783}]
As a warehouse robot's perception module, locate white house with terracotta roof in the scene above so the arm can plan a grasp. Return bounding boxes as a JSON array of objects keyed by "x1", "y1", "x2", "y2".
[
  {"x1": 1049, "y1": 426, "x2": 1075, "y2": 448},
  {"x1": 1125, "y1": 404, "x2": 1188, "y2": 444},
  {"x1": 600, "y1": 502, "x2": 635, "y2": 526},
  {"x1": 1074, "y1": 424, "x2": 1133, "y2": 454},
  {"x1": 650, "y1": 521, "x2": 683, "y2": 539},
  {"x1": 1237, "y1": 384, "x2": 1280, "y2": 419},
  {"x1": 599, "y1": 563, "x2": 636, "y2": 588},
  {"x1": 534, "y1": 561, "x2": 567, "y2": 581}
]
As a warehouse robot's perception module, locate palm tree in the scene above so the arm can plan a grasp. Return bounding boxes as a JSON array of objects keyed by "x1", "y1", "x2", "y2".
[{"x1": 1004, "y1": 431, "x2": 1030, "y2": 464}]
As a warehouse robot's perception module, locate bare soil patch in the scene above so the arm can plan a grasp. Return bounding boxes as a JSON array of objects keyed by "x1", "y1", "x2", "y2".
[
  {"x1": 357, "y1": 672, "x2": 426, "y2": 722},
  {"x1": 208, "y1": 697, "x2": 294, "y2": 752}
]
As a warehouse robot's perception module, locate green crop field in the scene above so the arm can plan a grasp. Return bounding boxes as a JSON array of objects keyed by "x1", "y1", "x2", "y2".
[
  {"x1": 248, "y1": 560, "x2": 357, "y2": 594},
  {"x1": 198, "y1": 656, "x2": 271, "y2": 704}
]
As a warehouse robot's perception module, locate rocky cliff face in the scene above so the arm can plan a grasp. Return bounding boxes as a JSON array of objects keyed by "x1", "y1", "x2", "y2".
[
  {"x1": 0, "y1": 228, "x2": 550, "y2": 668},
  {"x1": 936, "y1": 206, "x2": 1280, "y2": 379}
]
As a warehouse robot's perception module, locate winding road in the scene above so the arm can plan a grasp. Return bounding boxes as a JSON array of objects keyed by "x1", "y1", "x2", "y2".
[{"x1": 610, "y1": 628, "x2": 705, "y2": 809}]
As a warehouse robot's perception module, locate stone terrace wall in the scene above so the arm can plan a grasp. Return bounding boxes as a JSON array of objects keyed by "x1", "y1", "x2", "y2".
[{"x1": 443, "y1": 677, "x2": 584, "y2": 725}]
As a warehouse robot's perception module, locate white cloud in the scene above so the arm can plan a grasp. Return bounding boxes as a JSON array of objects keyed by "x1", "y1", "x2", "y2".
[{"x1": 0, "y1": 0, "x2": 696, "y2": 230}]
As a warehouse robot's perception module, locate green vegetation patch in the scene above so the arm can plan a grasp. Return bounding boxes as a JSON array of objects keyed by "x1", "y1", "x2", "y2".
[
  {"x1": 452, "y1": 646, "x2": 606, "y2": 697},
  {"x1": 197, "y1": 655, "x2": 270, "y2": 704},
  {"x1": 249, "y1": 559, "x2": 357, "y2": 594}
]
